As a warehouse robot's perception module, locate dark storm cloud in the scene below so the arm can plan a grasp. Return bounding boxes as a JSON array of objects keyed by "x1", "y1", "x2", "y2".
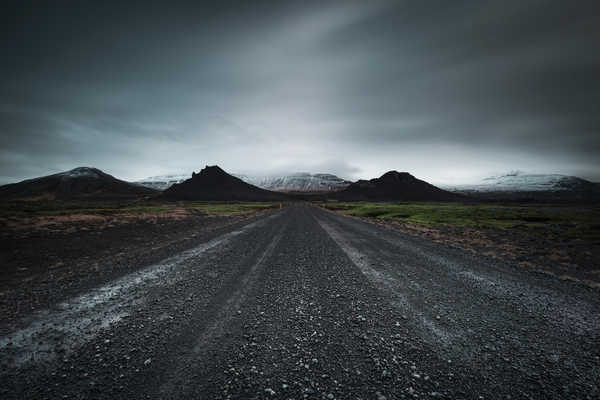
[{"x1": 1, "y1": 0, "x2": 599, "y2": 184}]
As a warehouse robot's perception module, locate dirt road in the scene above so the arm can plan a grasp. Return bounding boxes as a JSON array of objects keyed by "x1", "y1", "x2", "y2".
[{"x1": 1, "y1": 204, "x2": 599, "y2": 399}]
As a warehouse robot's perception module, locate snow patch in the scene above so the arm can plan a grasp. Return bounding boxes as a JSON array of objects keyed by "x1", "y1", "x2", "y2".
[
  {"x1": 135, "y1": 174, "x2": 192, "y2": 190},
  {"x1": 137, "y1": 171, "x2": 351, "y2": 192},
  {"x1": 58, "y1": 167, "x2": 102, "y2": 179},
  {"x1": 442, "y1": 172, "x2": 592, "y2": 192},
  {"x1": 234, "y1": 172, "x2": 351, "y2": 192}
]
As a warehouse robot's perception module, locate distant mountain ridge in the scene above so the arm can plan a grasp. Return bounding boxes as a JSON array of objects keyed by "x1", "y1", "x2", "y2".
[
  {"x1": 9, "y1": 167, "x2": 596, "y2": 203},
  {"x1": 233, "y1": 172, "x2": 351, "y2": 192},
  {"x1": 0, "y1": 167, "x2": 157, "y2": 200},
  {"x1": 335, "y1": 171, "x2": 463, "y2": 201},
  {"x1": 135, "y1": 174, "x2": 190, "y2": 191},
  {"x1": 444, "y1": 171, "x2": 596, "y2": 192},
  {"x1": 442, "y1": 172, "x2": 600, "y2": 201},
  {"x1": 137, "y1": 172, "x2": 351, "y2": 192},
  {"x1": 161, "y1": 166, "x2": 288, "y2": 201}
]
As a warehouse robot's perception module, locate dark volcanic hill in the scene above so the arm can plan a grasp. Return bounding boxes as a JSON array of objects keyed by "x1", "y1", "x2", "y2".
[
  {"x1": 0, "y1": 167, "x2": 157, "y2": 200},
  {"x1": 162, "y1": 165, "x2": 288, "y2": 201},
  {"x1": 336, "y1": 171, "x2": 464, "y2": 201}
]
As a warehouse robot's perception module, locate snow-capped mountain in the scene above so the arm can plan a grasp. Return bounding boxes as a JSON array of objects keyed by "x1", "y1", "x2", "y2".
[
  {"x1": 135, "y1": 174, "x2": 191, "y2": 190},
  {"x1": 233, "y1": 173, "x2": 351, "y2": 192},
  {"x1": 0, "y1": 167, "x2": 156, "y2": 200},
  {"x1": 136, "y1": 172, "x2": 351, "y2": 192},
  {"x1": 443, "y1": 171, "x2": 595, "y2": 192},
  {"x1": 59, "y1": 167, "x2": 104, "y2": 179},
  {"x1": 440, "y1": 171, "x2": 600, "y2": 201}
]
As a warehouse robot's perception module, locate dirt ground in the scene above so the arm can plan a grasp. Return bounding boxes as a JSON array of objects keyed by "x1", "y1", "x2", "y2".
[{"x1": 0, "y1": 208, "x2": 274, "y2": 333}]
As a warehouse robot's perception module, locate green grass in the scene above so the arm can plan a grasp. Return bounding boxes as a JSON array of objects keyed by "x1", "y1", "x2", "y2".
[
  {"x1": 320, "y1": 202, "x2": 600, "y2": 241},
  {"x1": 185, "y1": 202, "x2": 281, "y2": 216}
]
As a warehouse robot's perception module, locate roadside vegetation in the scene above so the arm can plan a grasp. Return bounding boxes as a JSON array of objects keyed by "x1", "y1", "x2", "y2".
[
  {"x1": 184, "y1": 202, "x2": 282, "y2": 216},
  {"x1": 320, "y1": 202, "x2": 600, "y2": 241},
  {"x1": 0, "y1": 200, "x2": 282, "y2": 218}
]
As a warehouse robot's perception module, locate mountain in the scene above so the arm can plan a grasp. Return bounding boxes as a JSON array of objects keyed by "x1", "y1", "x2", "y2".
[
  {"x1": 0, "y1": 167, "x2": 157, "y2": 200},
  {"x1": 161, "y1": 166, "x2": 289, "y2": 201},
  {"x1": 444, "y1": 171, "x2": 596, "y2": 192},
  {"x1": 335, "y1": 171, "x2": 463, "y2": 201},
  {"x1": 234, "y1": 173, "x2": 351, "y2": 192},
  {"x1": 442, "y1": 172, "x2": 600, "y2": 201},
  {"x1": 135, "y1": 174, "x2": 190, "y2": 190},
  {"x1": 138, "y1": 172, "x2": 351, "y2": 192}
]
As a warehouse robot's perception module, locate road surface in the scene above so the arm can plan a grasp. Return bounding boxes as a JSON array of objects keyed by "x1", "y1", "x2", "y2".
[{"x1": 1, "y1": 204, "x2": 599, "y2": 399}]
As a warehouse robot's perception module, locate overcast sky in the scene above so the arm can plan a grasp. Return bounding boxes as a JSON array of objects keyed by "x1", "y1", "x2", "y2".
[{"x1": 1, "y1": 0, "x2": 599, "y2": 185}]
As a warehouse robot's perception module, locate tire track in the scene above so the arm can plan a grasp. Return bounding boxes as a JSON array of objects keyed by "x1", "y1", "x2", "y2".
[
  {"x1": 156, "y1": 219, "x2": 287, "y2": 397},
  {"x1": 314, "y1": 206, "x2": 600, "y2": 398},
  {"x1": 0, "y1": 213, "x2": 281, "y2": 368},
  {"x1": 315, "y1": 216, "x2": 460, "y2": 347}
]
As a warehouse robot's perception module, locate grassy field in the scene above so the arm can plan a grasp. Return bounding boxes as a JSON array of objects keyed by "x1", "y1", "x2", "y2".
[
  {"x1": 0, "y1": 200, "x2": 282, "y2": 218},
  {"x1": 320, "y1": 202, "x2": 600, "y2": 241},
  {"x1": 184, "y1": 202, "x2": 282, "y2": 216}
]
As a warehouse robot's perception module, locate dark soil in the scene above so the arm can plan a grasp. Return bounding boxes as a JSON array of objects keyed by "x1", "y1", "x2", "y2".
[{"x1": 0, "y1": 210, "x2": 274, "y2": 333}]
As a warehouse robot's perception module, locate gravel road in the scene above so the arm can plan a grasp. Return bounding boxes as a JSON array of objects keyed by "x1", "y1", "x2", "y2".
[{"x1": 1, "y1": 204, "x2": 599, "y2": 399}]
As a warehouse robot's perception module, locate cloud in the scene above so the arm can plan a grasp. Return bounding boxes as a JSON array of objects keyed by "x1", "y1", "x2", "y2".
[{"x1": 1, "y1": 0, "x2": 599, "y2": 184}]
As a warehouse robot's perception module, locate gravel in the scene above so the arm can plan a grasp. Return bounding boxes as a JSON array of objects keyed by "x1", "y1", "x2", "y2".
[{"x1": 1, "y1": 204, "x2": 598, "y2": 399}]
